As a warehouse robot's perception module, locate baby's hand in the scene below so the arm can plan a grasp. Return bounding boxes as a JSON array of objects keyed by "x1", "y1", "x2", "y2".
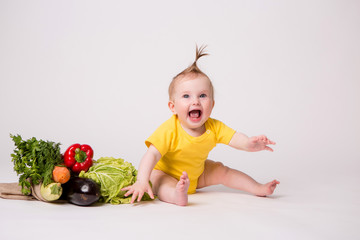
[
  {"x1": 247, "y1": 135, "x2": 276, "y2": 152},
  {"x1": 122, "y1": 181, "x2": 155, "y2": 204}
]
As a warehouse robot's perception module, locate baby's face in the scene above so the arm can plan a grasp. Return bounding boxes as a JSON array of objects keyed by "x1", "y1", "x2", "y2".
[{"x1": 168, "y1": 74, "x2": 214, "y2": 134}]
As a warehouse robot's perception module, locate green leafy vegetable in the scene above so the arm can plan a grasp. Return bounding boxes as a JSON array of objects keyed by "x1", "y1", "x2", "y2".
[
  {"x1": 79, "y1": 157, "x2": 153, "y2": 204},
  {"x1": 10, "y1": 134, "x2": 62, "y2": 195}
]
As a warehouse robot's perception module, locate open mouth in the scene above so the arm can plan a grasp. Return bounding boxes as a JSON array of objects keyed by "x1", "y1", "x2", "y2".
[{"x1": 188, "y1": 110, "x2": 202, "y2": 121}]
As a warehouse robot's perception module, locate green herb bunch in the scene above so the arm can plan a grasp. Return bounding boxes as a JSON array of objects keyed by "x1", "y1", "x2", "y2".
[{"x1": 10, "y1": 134, "x2": 63, "y2": 195}]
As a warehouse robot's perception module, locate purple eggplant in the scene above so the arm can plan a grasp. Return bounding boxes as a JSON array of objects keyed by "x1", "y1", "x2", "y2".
[{"x1": 65, "y1": 177, "x2": 100, "y2": 206}]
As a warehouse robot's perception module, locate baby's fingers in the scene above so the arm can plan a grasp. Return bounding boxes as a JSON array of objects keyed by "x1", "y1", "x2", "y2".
[
  {"x1": 265, "y1": 146, "x2": 274, "y2": 152},
  {"x1": 122, "y1": 187, "x2": 134, "y2": 197},
  {"x1": 131, "y1": 191, "x2": 139, "y2": 204},
  {"x1": 121, "y1": 186, "x2": 131, "y2": 192},
  {"x1": 137, "y1": 192, "x2": 144, "y2": 202},
  {"x1": 147, "y1": 188, "x2": 155, "y2": 200},
  {"x1": 266, "y1": 138, "x2": 276, "y2": 145},
  {"x1": 259, "y1": 135, "x2": 276, "y2": 145}
]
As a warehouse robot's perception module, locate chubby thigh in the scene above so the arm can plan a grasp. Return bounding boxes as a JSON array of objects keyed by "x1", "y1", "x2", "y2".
[
  {"x1": 197, "y1": 159, "x2": 229, "y2": 189},
  {"x1": 150, "y1": 169, "x2": 178, "y2": 195}
]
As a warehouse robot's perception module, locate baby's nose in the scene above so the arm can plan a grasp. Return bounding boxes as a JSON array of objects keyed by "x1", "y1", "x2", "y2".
[{"x1": 192, "y1": 97, "x2": 200, "y2": 105}]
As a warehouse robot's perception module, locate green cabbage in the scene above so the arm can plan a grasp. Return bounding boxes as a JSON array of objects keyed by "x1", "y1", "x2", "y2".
[{"x1": 79, "y1": 157, "x2": 152, "y2": 204}]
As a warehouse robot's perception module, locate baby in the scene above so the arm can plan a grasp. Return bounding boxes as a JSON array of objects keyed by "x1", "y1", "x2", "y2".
[{"x1": 123, "y1": 45, "x2": 279, "y2": 206}]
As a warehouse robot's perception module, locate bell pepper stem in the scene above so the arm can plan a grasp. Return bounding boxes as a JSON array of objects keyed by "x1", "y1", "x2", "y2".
[{"x1": 75, "y1": 148, "x2": 87, "y2": 163}]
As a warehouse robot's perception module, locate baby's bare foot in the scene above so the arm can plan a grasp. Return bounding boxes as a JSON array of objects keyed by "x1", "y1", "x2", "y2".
[
  {"x1": 256, "y1": 180, "x2": 280, "y2": 197},
  {"x1": 174, "y1": 172, "x2": 190, "y2": 206}
]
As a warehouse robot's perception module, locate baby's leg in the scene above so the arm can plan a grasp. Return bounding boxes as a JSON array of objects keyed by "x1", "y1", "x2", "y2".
[
  {"x1": 150, "y1": 169, "x2": 190, "y2": 206},
  {"x1": 197, "y1": 160, "x2": 279, "y2": 196}
]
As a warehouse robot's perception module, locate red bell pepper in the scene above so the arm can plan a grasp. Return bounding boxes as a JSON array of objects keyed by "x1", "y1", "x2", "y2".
[{"x1": 64, "y1": 143, "x2": 93, "y2": 173}]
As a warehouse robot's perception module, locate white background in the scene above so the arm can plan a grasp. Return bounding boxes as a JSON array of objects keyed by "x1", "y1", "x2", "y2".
[{"x1": 1, "y1": 1, "x2": 359, "y2": 239}]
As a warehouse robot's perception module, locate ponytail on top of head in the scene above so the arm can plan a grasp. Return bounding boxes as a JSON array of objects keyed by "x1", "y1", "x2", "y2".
[
  {"x1": 188, "y1": 44, "x2": 209, "y2": 73},
  {"x1": 176, "y1": 44, "x2": 209, "y2": 76},
  {"x1": 169, "y1": 44, "x2": 213, "y2": 101}
]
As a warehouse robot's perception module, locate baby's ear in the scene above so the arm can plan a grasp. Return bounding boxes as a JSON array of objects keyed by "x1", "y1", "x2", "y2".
[{"x1": 168, "y1": 101, "x2": 176, "y2": 114}]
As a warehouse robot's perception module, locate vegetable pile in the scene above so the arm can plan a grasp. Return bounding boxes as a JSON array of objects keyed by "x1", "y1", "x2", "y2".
[{"x1": 9, "y1": 134, "x2": 150, "y2": 206}]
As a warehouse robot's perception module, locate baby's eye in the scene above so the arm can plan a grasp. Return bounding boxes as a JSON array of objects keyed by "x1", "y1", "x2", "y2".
[
  {"x1": 200, "y1": 94, "x2": 207, "y2": 98},
  {"x1": 183, "y1": 94, "x2": 190, "y2": 98}
]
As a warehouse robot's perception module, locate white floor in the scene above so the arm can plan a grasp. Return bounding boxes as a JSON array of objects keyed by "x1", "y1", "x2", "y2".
[
  {"x1": 1, "y1": 174, "x2": 359, "y2": 240},
  {"x1": 1, "y1": 1, "x2": 359, "y2": 239}
]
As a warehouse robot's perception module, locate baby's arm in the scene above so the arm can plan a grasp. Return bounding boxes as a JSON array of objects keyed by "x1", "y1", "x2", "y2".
[
  {"x1": 122, "y1": 144, "x2": 161, "y2": 203},
  {"x1": 228, "y1": 132, "x2": 276, "y2": 152}
]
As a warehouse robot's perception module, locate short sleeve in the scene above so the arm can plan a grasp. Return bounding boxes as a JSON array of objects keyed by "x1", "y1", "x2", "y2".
[
  {"x1": 208, "y1": 118, "x2": 236, "y2": 145},
  {"x1": 145, "y1": 117, "x2": 175, "y2": 157}
]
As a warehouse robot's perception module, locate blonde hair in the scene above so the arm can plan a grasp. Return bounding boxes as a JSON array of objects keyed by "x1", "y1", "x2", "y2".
[{"x1": 168, "y1": 45, "x2": 214, "y2": 101}]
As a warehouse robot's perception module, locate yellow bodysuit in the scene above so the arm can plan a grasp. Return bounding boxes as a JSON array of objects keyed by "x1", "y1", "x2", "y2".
[{"x1": 145, "y1": 115, "x2": 236, "y2": 194}]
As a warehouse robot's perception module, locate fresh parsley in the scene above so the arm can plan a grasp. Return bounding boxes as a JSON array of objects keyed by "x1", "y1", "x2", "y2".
[{"x1": 10, "y1": 134, "x2": 62, "y2": 195}]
